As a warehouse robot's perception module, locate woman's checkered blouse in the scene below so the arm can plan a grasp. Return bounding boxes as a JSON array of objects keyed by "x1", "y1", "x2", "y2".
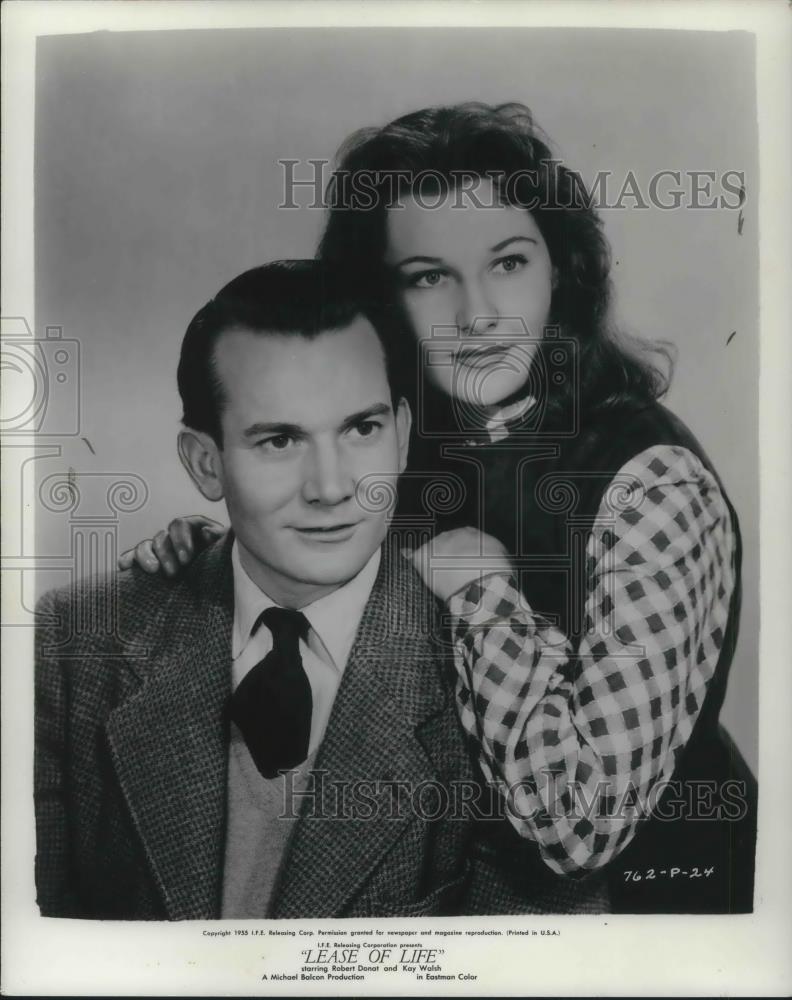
[{"x1": 447, "y1": 443, "x2": 735, "y2": 875}]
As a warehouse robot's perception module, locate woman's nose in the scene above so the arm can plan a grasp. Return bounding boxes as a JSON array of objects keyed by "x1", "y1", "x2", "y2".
[{"x1": 456, "y1": 279, "x2": 498, "y2": 336}]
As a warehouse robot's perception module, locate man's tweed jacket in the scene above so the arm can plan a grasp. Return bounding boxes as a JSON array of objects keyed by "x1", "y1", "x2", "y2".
[{"x1": 34, "y1": 533, "x2": 608, "y2": 919}]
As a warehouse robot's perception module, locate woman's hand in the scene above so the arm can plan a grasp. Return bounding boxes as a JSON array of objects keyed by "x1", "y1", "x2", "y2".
[
  {"x1": 404, "y1": 527, "x2": 513, "y2": 602},
  {"x1": 117, "y1": 515, "x2": 226, "y2": 576}
]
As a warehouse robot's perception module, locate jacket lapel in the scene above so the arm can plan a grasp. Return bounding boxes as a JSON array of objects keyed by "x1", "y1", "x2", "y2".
[
  {"x1": 272, "y1": 538, "x2": 451, "y2": 918},
  {"x1": 105, "y1": 537, "x2": 234, "y2": 920}
]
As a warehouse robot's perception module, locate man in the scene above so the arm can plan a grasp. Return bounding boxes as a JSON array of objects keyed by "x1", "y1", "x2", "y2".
[{"x1": 35, "y1": 260, "x2": 607, "y2": 918}]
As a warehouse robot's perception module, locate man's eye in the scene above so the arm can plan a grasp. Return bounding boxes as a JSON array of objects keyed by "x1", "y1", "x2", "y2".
[
  {"x1": 349, "y1": 420, "x2": 382, "y2": 439},
  {"x1": 407, "y1": 269, "x2": 447, "y2": 289},
  {"x1": 258, "y1": 434, "x2": 295, "y2": 452},
  {"x1": 491, "y1": 254, "x2": 528, "y2": 275}
]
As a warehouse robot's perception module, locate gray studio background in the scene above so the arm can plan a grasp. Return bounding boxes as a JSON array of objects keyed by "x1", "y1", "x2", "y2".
[{"x1": 33, "y1": 28, "x2": 758, "y2": 770}]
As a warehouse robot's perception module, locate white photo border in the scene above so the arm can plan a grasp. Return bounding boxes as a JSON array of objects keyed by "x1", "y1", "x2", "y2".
[{"x1": 2, "y1": 1, "x2": 790, "y2": 996}]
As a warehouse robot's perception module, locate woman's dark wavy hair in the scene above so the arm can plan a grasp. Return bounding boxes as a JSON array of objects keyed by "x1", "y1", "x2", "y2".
[{"x1": 318, "y1": 102, "x2": 673, "y2": 423}]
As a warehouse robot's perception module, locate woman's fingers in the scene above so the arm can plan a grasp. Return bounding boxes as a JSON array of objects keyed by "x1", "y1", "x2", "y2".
[
  {"x1": 133, "y1": 539, "x2": 161, "y2": 575},
  {"x1": 117, "y1": 516, "x2": 227, "y2": 574},
  {"x1": 170, "y1": 515, "x2": 225, "y2": 563},
  {"x1": 117, "y1": 548, "x2": 136, "y2": 571},
  {"x1": 152, "y1": 530, "x2": 181, "y2": 577},
  {"x1": 195, "y1": 515, "x2": 225, "y2": 537},
  {"x1": 168, "y1": 519, "x2": 196, "y2": 564},
  {"x1": 179, "y1": 514, "x2": 225, "y2": 535},
  {"x1": 402, "y1": 531, "x2": 512, "y2": 601},
  {"x1": 118, "y1": 540, "x2": 159, "y2": 573},
  {"x1": 199, "y1": 521, "x2": 226, "y2": 543}
]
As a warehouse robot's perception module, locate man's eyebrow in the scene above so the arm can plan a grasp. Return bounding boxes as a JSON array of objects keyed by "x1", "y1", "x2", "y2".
[
  {"x1": 242, "y1": 421, "x2": 304, "y2": 439},
  {"x1": 242, "y1": 405, "x2": 391, "y2": 439},
  {"x1": 490, "y1": 235, "x2": 538, "y2": 253},
  {"x1": 340, "y1": 403, "x2": 392, "y2": 430}
]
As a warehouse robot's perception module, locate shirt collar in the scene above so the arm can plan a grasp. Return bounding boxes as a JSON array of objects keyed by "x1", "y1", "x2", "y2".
[
  {"x1": 461, "y1": 392, "x2": 537, "y2": 445},
  {"x1": 231, "y1": 540, "x2": 381, "y2": 670},
  {"x1": 483, "y1": 392, "x2": 537, "y2": 441}
]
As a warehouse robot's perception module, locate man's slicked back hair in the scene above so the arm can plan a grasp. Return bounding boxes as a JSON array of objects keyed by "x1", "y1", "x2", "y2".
[{"x1": 178, "y1": 259, "x2": 400, "y2": 444}]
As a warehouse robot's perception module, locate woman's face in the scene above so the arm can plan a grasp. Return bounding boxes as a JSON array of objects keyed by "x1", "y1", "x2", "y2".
[{"x1": 385, "y1": 178, "x2": 555, "y2": 409}]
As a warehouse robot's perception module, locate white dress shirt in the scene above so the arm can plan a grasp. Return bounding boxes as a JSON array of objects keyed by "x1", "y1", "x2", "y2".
[
  {"x1": 221, "y1": 541, "x2": 382, "y2": 917},
  {"x1": 231, "y1": 540, "x2": 381, "y2": 755}
]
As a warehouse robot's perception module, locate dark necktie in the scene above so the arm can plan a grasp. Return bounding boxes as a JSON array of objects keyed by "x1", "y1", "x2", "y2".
[{"x1": 230, "y1": 606, "x2": 313, "y2": 779}]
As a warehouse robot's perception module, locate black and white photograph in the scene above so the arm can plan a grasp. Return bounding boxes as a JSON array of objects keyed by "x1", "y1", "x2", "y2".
[{"x1": 2, "y1": 1, "x2": 790, "y2": 995}]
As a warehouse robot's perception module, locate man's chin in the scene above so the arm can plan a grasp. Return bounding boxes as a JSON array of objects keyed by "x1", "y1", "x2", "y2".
[
  {"x1": 285, "y1": 532, "x2": 380, "y2": 585},
  {"x1": 292, "y1": 551, "x2": 371, "y2": 588}
]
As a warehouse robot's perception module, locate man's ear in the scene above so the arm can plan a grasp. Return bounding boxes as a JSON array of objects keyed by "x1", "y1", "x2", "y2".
[
  {"x1": 178, "y1": 428, "x2": 225, "y2": 502},
  {"x1": 395, "y1": 397, "x2": 412, "y2": 474}
]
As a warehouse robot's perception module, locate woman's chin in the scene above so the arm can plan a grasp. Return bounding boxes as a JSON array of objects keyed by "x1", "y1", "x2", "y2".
[
  {"x1": 428, "y1": 352, "x2": 536, "y2": 411},
  {"x1": 451, "y1": 378, "x2": 531, "y2": 410}
]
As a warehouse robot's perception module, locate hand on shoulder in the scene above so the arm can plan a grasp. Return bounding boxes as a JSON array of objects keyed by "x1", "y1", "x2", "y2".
[
  {"x1": 117, "y1": 516, "x2": 226, "y2": 576},
  {"x1": 404, "y1": 527, "x2": 513, "y2": 603}
]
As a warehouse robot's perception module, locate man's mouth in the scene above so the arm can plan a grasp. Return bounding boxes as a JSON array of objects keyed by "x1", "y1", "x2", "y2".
[{"x1": 293, "y1": 523, "x2": 361, "y2": 542}]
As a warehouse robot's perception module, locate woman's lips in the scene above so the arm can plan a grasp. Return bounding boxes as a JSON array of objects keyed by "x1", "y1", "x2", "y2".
[{"x1": 455, "y1": 344, "x2": 510, "y2": 368}]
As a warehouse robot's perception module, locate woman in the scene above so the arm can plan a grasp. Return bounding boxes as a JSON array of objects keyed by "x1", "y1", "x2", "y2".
[{"x1": 121, "y1": 103, "x2": 756, "y2": 913}]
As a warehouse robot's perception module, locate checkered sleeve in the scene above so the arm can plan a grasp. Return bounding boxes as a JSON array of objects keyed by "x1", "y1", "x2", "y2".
[{"x1": 446, "y1": 444, "x2": 736, "y2": 875}]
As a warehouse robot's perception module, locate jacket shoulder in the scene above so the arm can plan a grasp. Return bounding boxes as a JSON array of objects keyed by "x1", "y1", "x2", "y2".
[
  {"x1": 377, "y1": 536, "x2": 447, "y2": 639},
  {"x1": 36, "y1": 535, "x2": 232, "y2": 657},
  {"x1": 37, "y1": 566, "x2": 182, "y2": 652}
]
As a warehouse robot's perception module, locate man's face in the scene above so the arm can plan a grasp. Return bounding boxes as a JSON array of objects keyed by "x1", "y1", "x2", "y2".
[{"x1": 210, "y1": 318, "x2": 410, "y2": 607}]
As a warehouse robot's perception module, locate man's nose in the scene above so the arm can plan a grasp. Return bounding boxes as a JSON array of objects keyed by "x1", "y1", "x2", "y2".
[
  {"x1": 302, "y1": 441, "x2": 354, "y2": 506},
  {"x1": 456, "y1": 279, "x2": 498, "y2": 336}
]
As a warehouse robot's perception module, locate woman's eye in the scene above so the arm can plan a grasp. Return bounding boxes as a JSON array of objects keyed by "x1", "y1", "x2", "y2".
[
  {"x1": 407, "y1": 269, "x2": 448, "y2": 289},
  {"x1": 491, "y1": 254, "x2": 528, "y2": 275}
]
